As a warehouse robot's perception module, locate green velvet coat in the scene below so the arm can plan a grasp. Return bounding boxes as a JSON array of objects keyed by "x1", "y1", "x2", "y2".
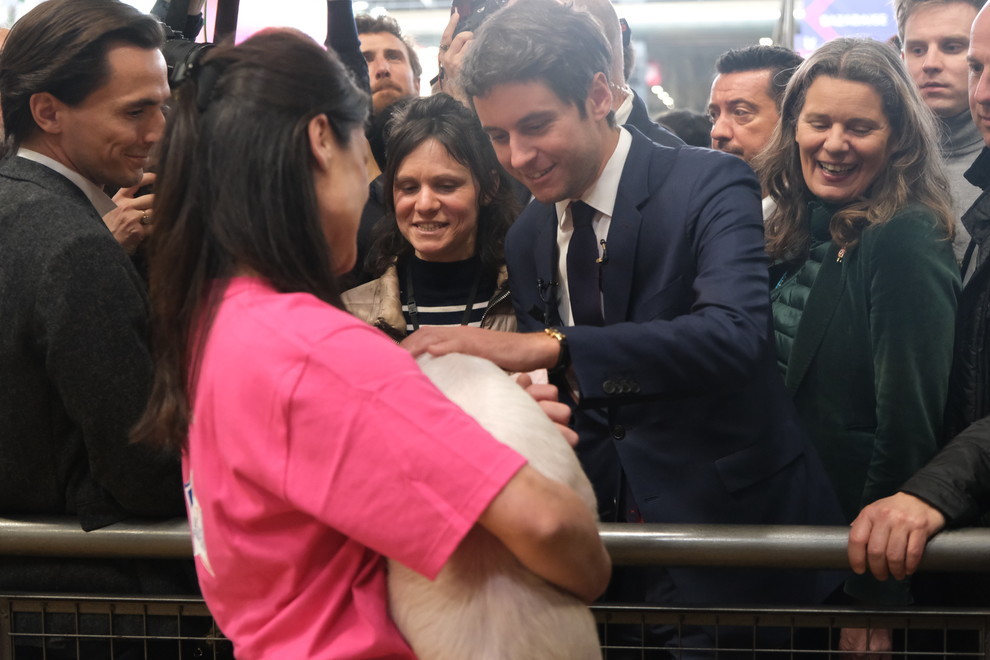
[{"x1": 774, "y1": 202, "x2": 960, "y2": 602}]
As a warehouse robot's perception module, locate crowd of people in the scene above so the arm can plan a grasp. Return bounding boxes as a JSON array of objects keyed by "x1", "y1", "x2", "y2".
[{"x1": 1, "y1": 0, "x2": 990, "y2": 657}]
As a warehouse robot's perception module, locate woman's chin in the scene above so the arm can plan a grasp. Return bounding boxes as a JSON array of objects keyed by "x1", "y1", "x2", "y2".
[{"x1": 334, "y1": 252, "x2": 357, "y2": 276}]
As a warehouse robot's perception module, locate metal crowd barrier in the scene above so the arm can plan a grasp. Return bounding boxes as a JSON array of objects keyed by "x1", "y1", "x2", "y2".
[
  {"x1": 0, "y1": 518, "x2": 987, "y2": 658},
  {"x1": 2, "y1": 518, "x2": 989, "y2": 571}
]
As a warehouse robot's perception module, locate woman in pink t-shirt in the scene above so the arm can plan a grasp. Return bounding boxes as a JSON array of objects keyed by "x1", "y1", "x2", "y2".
[{"x1": 130, "y1": 31, "x2": 609, "y2": 660}]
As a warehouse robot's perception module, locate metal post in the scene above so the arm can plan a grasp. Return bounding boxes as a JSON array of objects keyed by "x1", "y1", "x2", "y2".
[
  {"x1": 214, "y1": 0, "x2": 240, "y2": 42},
  {"x1": 776, "y1": 0, "x2": 797, "y2": 48}
]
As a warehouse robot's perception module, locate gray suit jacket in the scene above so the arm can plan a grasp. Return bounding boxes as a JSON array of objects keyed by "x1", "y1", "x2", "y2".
[{"x1": 0, "y1": 156, "x2": 183, "y2": 532}]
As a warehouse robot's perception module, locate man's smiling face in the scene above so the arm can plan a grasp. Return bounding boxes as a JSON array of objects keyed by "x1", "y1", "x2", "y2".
[{"x1": 474, "y1": 79, "x2": 610, "y2": 204}]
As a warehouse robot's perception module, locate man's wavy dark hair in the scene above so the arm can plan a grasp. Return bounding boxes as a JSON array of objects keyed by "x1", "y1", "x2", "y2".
[
  {"x1": 0, "y1": 0, "x2": 163, "y2": 151},
  {"x1": 460, "y1": 0, "x2": 610, "y2": 116}
]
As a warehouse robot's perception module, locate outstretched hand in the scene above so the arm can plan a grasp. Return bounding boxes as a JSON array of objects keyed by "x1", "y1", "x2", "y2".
[{"x1": 401, "y1": 326, "x2": 559, "y2": 374}]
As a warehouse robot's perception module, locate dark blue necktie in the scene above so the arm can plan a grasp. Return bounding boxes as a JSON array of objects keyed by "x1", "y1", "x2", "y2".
[{"x1": 567, "y1": 200, "x2": 603, "y2": 326}]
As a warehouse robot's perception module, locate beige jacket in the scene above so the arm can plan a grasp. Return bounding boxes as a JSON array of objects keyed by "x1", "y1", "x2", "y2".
[{"x1": 342, "y1": 263, "x2": 516, "y2": 340}]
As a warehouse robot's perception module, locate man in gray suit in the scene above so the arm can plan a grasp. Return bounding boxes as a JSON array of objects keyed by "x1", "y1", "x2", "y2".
[{"x1": 0, "y1": 0, "x2": 182, "y2": 556}]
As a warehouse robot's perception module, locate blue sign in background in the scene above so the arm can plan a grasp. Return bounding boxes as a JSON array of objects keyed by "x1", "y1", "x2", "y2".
[{"x1": 796, "y1": 0, "x2": 896, "y2": 54}]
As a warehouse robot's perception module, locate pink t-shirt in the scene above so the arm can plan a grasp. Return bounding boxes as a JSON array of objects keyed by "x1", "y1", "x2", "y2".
[{"x1": 183, "y1": 277, "x2": 526, "y2": 660}]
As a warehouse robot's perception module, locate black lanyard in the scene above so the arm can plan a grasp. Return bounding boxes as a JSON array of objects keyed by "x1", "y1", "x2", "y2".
[{"x1": 404, "y1": 258, "x2": 484, "y2": 331}]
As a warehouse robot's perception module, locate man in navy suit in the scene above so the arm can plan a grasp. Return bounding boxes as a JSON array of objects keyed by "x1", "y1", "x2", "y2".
[{"x1": 403, "y1": 0, "x2": 841, "y2": 652}]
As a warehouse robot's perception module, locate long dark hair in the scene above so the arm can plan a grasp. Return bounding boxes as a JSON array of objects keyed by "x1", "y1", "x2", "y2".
[
  {"x1": 132, "y1": 31, "x2": 368, "y2": 452},
  {"x1": 757, "y1": 38, "x2": 952, "y2": 263},
  {"x1": 367, "y1": 93, "x2": 517, "y2": 278}
]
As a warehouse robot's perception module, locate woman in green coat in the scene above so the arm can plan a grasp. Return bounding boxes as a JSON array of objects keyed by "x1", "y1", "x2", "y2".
[{"x1": 758, "y1": 38, "x2": 961, "y2": 654}]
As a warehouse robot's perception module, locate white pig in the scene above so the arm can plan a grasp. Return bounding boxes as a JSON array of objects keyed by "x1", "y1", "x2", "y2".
[{"x1": 388, "y1": 353, "x2": 602, "y2": 660}]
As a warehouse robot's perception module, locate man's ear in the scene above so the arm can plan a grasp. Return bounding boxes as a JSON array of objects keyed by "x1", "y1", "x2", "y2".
[
  {"x1": 29, "y1": 92, "x2": 65, "y2": 135},
  {"x1": 308, "y1": 113, "x2": 334, "y2": 173},
  {"x1": 586, "y1": 72, "x2": 613, "y2": 122}
]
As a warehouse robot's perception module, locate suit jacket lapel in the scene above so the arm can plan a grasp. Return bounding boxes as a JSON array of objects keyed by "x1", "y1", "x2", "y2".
[
  {"x1": 784, "y1": 245, "x2": 846, "y2": 395},
  {"x1": 601, "y1": 129, "x2": 666, "y2": 324},
  {"x1": 603, "y1": 189, "x2": 642, "y2": 324},
  {"x1": 532, "y1": 203, "x2": 562, "y2": 325}
]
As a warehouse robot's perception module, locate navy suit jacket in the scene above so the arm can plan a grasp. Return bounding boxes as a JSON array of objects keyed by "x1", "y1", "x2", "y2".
[{"x1": 506, "y1": 128, "x2": 842, "y2": 605}]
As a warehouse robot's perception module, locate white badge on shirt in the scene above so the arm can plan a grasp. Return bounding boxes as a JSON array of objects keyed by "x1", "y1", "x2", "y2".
[{"x1": 185, "y1": 471, "x2": 215, "y2": 577}]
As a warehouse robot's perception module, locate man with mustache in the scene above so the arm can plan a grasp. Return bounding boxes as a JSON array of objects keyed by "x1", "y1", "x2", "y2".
[
  {"x1": 708, "y1": 45, "x2": 803, "y2": 167},
  {"x1": 707, "y1": 45, "x2": 803, "y2": 218},
  {"x1": 356, "y1": 13, "x2": 421, "y2": 115},
  {"x1": 897, "y1": 0, "x2": 983, "y2": 269}
]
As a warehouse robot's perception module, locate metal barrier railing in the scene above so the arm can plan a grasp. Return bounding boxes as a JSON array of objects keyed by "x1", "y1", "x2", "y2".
[
  {"x1": 2, "y1": 516, "x2": 989, "y2": 571},
  {"x1": 0, "y1": 518, "x2": 988, "y2": 658},
  {"x1": 600, "y1": 523, "x2": 990, "y2": 571}
]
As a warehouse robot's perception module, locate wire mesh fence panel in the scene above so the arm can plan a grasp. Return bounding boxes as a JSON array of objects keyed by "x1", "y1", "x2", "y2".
[
  {"x1": 0, "y1": 595, "x2": 234, "y2": 660},
  {"x1": 2, "y1": 596, "x2": 988, "y2": 659},
  {"x1": 593, "y1": 604, "x2": 990, "y2": 659}
]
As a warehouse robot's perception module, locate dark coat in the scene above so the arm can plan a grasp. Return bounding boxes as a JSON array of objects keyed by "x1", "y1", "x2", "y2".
[
  {"x1": 931, "y1": 147, "x2": 990, "y2": 528},
  {"x1": 783, "y1": 204, "x2": 960, "y2": 523},
  {"x1": 901, "y1": 413, "x2": 990, "y2": 609},
  {"x1": 0, "y1": 156, "x2": 183, "y2": 531},
  {"x1": 901, "y1": 149, "x2": 990, "y2": 610},
  {"x1": 946, "y1": 147, "x2": 990, "y2": 438},
  {"x1": 902, "y1": 415, "x2": 990, "y2": 527},
  {"x1": 779, "y1": 202, "x2": 959, "y2": 605},
  {"x1": 624, "y1": 90, "x2": 684, "y2": 148},
  {"x1": 505, "y1": 128, "x2": 843, "y2": 606}
]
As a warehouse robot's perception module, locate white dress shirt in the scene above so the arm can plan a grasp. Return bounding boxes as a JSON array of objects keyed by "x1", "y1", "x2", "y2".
[
  {"x1": 613, "y1": 91, "x2": 633, "y2": 127},
  {"x1": 554, "y1": 127, "x2": 632, "y2": 326}
]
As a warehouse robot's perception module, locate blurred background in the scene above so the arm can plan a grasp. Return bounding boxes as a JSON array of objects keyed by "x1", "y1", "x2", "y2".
[{"x1": 0, "y1": 0, "x2": 898, "y2": 114}]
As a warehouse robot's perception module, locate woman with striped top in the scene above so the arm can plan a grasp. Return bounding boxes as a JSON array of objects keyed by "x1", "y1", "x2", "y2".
[{"x1": 343, "y1": 94, "x2": 519, "y2": 339}]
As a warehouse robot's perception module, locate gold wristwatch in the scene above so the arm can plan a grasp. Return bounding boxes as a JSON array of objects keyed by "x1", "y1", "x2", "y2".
[{"x1": 544, "y1": 327, "x2": 570, "y2": 377}]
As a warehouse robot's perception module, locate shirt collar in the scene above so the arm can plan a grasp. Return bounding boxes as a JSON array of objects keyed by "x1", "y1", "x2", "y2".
[
  {"x1": 16, "y1": 148, "x2": 117, "y2": 216},
  {"x1": 555, "y1": 126, "x2": 632, "y2": 224},
  {"x1": 614, "y1": 92, "x2": 633, "y2": 126}
]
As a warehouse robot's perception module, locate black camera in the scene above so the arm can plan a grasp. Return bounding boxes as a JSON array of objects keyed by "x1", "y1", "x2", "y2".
[
  {"x1": 151, "y1": 0, "x2": 214, "y2": 88},
  {"x1": 452, "y1": 0, "x2": 509, "y2": 35},
  {"x1": 160, "y1": 24, "x2": 214, "y2": 89}
]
